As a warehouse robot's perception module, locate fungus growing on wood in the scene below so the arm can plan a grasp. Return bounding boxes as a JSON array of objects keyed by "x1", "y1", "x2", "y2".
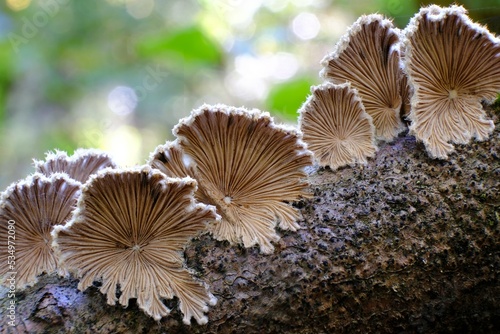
[
  {"x1": 403, "y1": 4, "x2": 500, "y2": 159},
  {"x1": 398, "y1": 45, "x2": 412, "y2": 119},
  {"x1": 0, "y1": 173, "x2": 80, "y2": 288},
  {"x1": 400, "y1": 72, "x2": 411, "y2": 119},
  {"x1": 52, "y1": 167, "x2": 218, "y2": 324},
  {"x1": 34, "y1": 148, "x2": 116, "y2": 183},
  {"x1": 171, "y1": 104, "x2": 312, "y2": 254},
  {"x1": 148, "y1": 141, "x2": 214, "y2": 207},
  {"x1": 299, "y1": 82, "x2": 377, "y2": 169},
  {"x1": 320, "y1": 14, "x2": 405, "y2": 141},
  {"x1": 149, "y1": 141, "x2": 194, "y2": 179}
]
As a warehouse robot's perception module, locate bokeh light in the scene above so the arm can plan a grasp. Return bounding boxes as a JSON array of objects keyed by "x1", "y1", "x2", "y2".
[
  {"x1": 107, "y1": 86, "x2": 138, "y2": 116},
  {"x1": 103, "y1": 125, "x2": 142, "y2": 166},
  {"x1": 126, "y1": 0, "x2": 155, "y2": 19},
  {"x1": 6, "y1": 0, "x2": 31, "y2": 11},
  {"x1": 1, "y1": 0, "x2": 499, "y2": 189},
  {"x1": 292, "y1": 12, "x2": 320, "y2": 40}
]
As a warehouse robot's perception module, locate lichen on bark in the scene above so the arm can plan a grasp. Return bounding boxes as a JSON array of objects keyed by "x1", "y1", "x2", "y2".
[{"x1": 1, "y1": 105, "x2": 499, "y2": 334}]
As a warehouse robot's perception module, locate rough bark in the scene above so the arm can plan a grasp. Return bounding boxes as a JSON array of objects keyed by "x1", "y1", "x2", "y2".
[{"x1": 1, "y1": 105, "x2": 499, "y2": 334}]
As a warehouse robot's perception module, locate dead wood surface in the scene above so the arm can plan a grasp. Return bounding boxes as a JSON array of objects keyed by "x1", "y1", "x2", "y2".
[{"x1": 1, "y1": 106, "x2": 499, "y2": 334}]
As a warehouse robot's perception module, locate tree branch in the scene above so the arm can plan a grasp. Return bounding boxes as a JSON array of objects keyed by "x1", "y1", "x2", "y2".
[{"x1": 1, "y1": 106, "x2": 499, "y2": 334}]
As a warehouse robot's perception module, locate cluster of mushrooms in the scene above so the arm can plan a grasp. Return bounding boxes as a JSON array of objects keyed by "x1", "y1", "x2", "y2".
[
  {"x1": 302, "y1": 4, "x2": 500, "y2": 166},
  {"x1": 1, "y1": 4, "x2": 499, "y2": 325}
]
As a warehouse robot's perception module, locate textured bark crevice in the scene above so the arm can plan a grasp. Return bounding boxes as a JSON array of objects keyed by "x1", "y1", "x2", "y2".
[{"x1": 1, "y1": 105, "x2": 499, "y2": 334}]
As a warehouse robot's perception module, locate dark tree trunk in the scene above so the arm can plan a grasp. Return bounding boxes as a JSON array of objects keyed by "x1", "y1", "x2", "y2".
[{"x1": 1, "y1": 105, "x2": 499, "y2": 334}]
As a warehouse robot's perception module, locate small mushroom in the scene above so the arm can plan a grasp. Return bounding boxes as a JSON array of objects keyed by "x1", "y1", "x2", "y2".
[
  {"x1": 320, "y1": 14, "x2": 406, "y2": 141},
  {"x1": 169, "y1": 104, "x2": 312, "y2": 254},
  {"x1": 0, "y1": 173, "x2": 80, "y2": 288},
  {"x1": 148, "y1": 141, "x2": 194, "y2": 179},
  {"x1": 34, "y1": 148, "x2": 116, "y2": 183},
  {"x1": 52, "y1": 167, "x2": 218, "y2": 324},
  {"x1": 148, "y1": 141, "x2": 214, "y2": 206},
  {"x1": 400, "y1": 73, "x2": 412, "y2": 120},
  {"x1": 402, "y1": 4, "x2": 500, "y2": 159},
  {"x1": 299, "y1": 82, "x2": 377, "y2": 169},
  {"x1": 398, "y1": 44, "x2": 412, "y2": 120}
]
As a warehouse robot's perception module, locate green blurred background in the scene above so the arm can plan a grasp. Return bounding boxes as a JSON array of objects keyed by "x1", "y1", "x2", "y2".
[{"x1": 0, "y1": 0, "x2": 499, "y2": 189}]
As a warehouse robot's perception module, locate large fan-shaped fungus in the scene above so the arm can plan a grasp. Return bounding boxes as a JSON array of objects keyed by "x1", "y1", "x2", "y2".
[
  {"x1": 321, "y1": 14, "x2": 406, "y2": 141},
  {"x1": 403, "y1": 5, "x2": 500, "y2": 158},
  {"x1": 52, "y1": 167, "x2": 218, "y2": 324},
  {"x1": 0, "y1": 173, "x2": 80, "y2": 288},
  {"x1": 163, "y1": 104, "x2": 312, "y2": 254}
]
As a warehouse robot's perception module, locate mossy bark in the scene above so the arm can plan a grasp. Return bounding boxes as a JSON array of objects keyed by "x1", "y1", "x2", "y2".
[{"x1": 1, "y1": 106, "x2": 499, "y2": 334}]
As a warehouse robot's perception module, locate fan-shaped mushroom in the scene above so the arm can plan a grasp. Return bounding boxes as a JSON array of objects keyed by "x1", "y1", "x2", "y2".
[
  {"x1": 321, "y1": 14, "x2": 406, "y2": 141},
  {"x1": 402, "y1": 4, "x2": 500, "y2": 158},
  {"x1": 0, "y1": 173, "x2": 80, "y2": 288},
  {"x1": 34, "y1": 148, "x2": 116, "y2": 183},
  {"x1": 164, "y1": 104, "x2": 312, "y2": 254},
  {"x1": 52, "y1": 167, "x2": 218, "y2": 324},
  {"x1": 299, "y1": 82, "x2": 377, "y2": 169}
]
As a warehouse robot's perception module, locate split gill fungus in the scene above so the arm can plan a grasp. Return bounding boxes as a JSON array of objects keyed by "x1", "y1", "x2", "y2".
[
  {"x1": 151, "y1": 104, "x2": 313, "y2": 254},
  {"x1": 52, "y1": 167, "x2": 219, "y2": 325},
  {"x1": 0, "y1": 3, "x2": 499, "y2": 329}
]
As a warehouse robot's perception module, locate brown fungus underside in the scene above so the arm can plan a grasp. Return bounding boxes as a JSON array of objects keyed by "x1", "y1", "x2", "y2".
[
  {"x1": 403, "y1": 5, "x2": 500, "y2": 159},
  {"x1": 34, "y1": 148, "x2": 117, "y2": 184},
  {"x1": 320, "y1": 14, "x2": 405, "y2": 142},
  {"x1": 171, "y1": 104, "x2": 312, "y2": 254},
  {"x1": 4, "y1": 104, "x2": 499, "y2": 333},
  {"x1": 299, "y1": 82, "x2": 377, "y2": 169},
  {"x1": 148, "y1": 141, "x2": 216, "y2": 207},
  {"x1": 52, "y1": 167, "x2": 218, "y2": 325},
  {"x1": 0, "y1": 173, "x2": 80, "y2": 288},
  {"x1": 149, "y1": 141, "x2": 195, "y2": 180},
  {"x1": 1, "y1": 4, "x2": 499, "y2": 333}
]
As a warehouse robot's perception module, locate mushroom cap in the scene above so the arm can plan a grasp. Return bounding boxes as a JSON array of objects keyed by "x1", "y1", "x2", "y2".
[
  {"x1": 52, "y1": 166, "x2": 219, "y2": 324},
  {"x1": 402, "y1": 4, "x2": 500, "y2": 159},
  {"x1": 34, "y1": 148, "x2": 117, "y2": 183},
  {"x1": 299, "y1": 82, "x2": 377, "y2": 169},
  {"x1": 399, "y1": 69, "x2": 412, "y2": 120},
  {"x1": 148, "y1": 141, "x2": 195, "y2": 179},
  {"x1": 148, "y1": 141, "x2": 214, "y2": 206},
  {"x1": 320, "y1": 14, "x2": 405, "y2": 141},
  {"x1": 0, "y1": 173, "x2": 80, "y2": 288},
  {"x1": 172, "y1": 104, "x2": 312, "y2": 254},
  {"x1": 397, "y1": 35, "x2": 412, "y2": 120}
]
